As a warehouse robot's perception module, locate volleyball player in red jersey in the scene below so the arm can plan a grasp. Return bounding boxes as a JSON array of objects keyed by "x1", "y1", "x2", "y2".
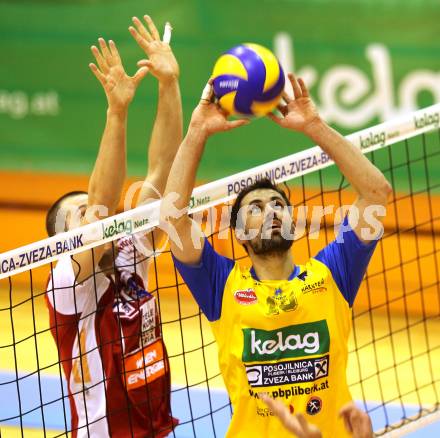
[{"x1": 45, "y1": 16, "x2": 182, "y2": 437}]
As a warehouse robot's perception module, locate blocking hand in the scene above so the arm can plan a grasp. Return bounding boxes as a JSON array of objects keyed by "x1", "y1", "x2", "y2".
[
  {"x1": 89, "y1": 39, "x2": 148, "y2": 111},
  {"x1": 129, "y1": 15, "x2": 179, "y2": 83}
]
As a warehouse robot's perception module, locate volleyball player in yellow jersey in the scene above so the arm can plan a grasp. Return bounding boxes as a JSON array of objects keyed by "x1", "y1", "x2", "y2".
[{"x1": 162, "y1": 74, "x2": 392, "y2": 437}]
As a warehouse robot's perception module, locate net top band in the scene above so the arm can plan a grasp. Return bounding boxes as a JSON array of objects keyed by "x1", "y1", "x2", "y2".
[{"x1": 1, "y1": 103, "x2": 439, "y2": 279}]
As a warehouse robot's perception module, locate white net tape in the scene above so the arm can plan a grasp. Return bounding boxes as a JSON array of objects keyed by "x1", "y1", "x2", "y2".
[
  {"x1": 1, "y1": 104, "x2": 440, "y2": 436},
  {"x1": 380, "y1": 409, "x2": 440, "y2": 437},
  {"x1": 1, "y1": 103, "x2": 439, "y2": 280}
]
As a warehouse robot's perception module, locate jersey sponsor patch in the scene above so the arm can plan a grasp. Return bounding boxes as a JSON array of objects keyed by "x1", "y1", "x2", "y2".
[
  {"x1": 297, "y1": 270, "x2": 309, "y2": 281},
  {"x1": 306, "y1": 396, "x2": 322, "y2": 415},
  {"x1": 123, "y1": 339, "x2": 165, "y2": 390},
  {"x1": 234, "y1": 288, "x2": 258, "y2": 305},
  {"x1": 256, "y1": 401, "x2": 295, "y2": 418},
  {"x1": 301, "y1": 277, "x2": 327, "y2": 295},
  {"x1": 113, "y1": 299, "x2": 139, "y2": 320},
  {"x1": 265, "y1": 288, "x2": 298, "y2": 315},
  {"x1": 242, "y1": 320, "x2": 330, "y2": 362},
  {"x1": 139, "y1": 298, "x2": 158, "y2": 348},
  {"x1": 256, "y1": 405, "x2": 274, "y2": 417},
  {"x1": 249, "y1": 379, "x2": 329, "y2": 400},
  {"x1": 245, "y1": 355, "x2": 330, "y2": 387}
]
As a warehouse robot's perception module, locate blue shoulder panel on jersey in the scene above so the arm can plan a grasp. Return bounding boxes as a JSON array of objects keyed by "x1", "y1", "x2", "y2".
[
  {"x1": 314, "y1": 216, "x2": 379, "y2": 307},
  {"x1": 172, "y1": 238, "x2": 235, "y2": 322}
]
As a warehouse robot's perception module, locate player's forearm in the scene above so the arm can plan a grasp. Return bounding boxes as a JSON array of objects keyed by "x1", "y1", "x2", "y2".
[
  {"x1": 88, "y1": 107, "x2": 128, "y2": 214},
  {"x1": 139, "y1": 79, "x2": 183, "y2": 202},
  {"x1": 304, "y1": 118, "x2": 392, "y2": 204},
  {"x1": 163, "y1": 125, "x2": 206, "y2": 212}
]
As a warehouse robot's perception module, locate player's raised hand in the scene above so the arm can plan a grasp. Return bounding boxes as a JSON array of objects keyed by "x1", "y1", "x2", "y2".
[
  {"x1": 339, "y1": 403, "x2": 374, "y2": 438},
  {"x1": 89, "y1": 39, "x2": 148, "y2": 111},
  {"x1": 260, "y1": 393, "x2": 322, "y2": 438},
  {"x1": 268, "y1": 73, "x2": 320, "y2": 133},
  {"x1": 129, "y1": 15, "x2": 179, "y2": 84},
  {"x1": 189, "y1": 81, "x2": 250, "y2": 137}
]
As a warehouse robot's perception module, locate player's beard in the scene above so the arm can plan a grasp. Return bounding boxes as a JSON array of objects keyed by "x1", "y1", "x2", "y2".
[{"x1": 246, "y1": 222, "x2": 294, "y2": 256}]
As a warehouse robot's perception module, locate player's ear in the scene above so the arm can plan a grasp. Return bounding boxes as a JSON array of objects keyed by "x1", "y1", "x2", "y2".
[{"x1": 64, "y1": 210, "x2": 71, "y2": 232}]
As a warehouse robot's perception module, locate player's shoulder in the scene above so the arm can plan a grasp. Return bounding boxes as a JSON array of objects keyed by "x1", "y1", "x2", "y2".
[
  {"x1": 299, "y1": 256, "x2": 333, "y2": 281},
  {"x1": 235, "y1": 262, "x2": 254, "y2": 278},
  {"x1": 217, "y1": 261, "x2": 252, "y2": 289},
  {"x1": 304, "y1": 255, "x2": 330, "y2": 269},
  {"x1": 47, "y1": 254, "x2": 110, "y2": 291},
  {"x1": 219, "y1": 259, "x2": 242, "y2": 281},
  {"x1": 47, "y1": 255, "x2": 75, "y2": 289}
]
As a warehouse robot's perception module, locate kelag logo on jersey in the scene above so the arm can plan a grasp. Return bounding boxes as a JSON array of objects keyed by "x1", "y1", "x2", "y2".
[
  {"x1": 242, "y1": 320, "x2": 330, "y2": 362},
  {"x1": 245, "y1": 356, "x2": 329, "y2": 387}
]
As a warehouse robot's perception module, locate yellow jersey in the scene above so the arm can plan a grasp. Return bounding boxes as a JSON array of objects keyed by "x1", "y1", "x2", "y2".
[{"x1": 174, "y1": 223, "x2": 377, "y2": 437}]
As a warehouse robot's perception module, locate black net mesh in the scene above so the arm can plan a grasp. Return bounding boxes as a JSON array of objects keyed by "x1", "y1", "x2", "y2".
[{"x1": 0, "y1": 129, "x2": 439, "y2": 437}]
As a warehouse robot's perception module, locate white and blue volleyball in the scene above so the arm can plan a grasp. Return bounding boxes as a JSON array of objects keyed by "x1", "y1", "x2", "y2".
[{"x1": 212, "y1": 43, "x2": 285, "y2": 116}]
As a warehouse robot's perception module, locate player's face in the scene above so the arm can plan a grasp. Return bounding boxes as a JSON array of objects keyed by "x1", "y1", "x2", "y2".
[
  {"x1": 237, "y1": 188, "x2": 294, "y2": 255},
  {"x1": 61, "y1": 194, "x2": 89, "y2": 232},
  {"x1": 61, "y1": 194, "x2": 114, "y2": 270}
]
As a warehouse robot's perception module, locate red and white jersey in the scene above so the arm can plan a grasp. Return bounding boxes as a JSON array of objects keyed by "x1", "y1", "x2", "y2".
[{"x1": 45, "y1": 235, "x2": 178, "y2": 438}]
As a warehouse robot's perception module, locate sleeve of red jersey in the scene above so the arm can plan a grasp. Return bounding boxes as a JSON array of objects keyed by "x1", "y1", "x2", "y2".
[
  {"x1": 314, "y1": 215, "x2": 379, "y2": 307},
  {"x1": 172, "y1": 238, "x2": 235, "y2": 322},
  {"x1": 46, "y1": 255, "x2": 110, "y2": 315}
]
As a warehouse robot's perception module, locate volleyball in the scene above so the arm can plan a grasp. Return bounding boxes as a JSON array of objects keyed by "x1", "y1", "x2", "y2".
[{"x1": 211, "y1": 43, "x2": 285, "y2": 117}]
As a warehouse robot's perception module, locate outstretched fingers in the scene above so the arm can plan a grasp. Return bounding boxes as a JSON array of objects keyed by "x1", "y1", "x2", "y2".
[
  {"x1": 90, "y1": 45, "x2": 109, "y2": 74},
  {"x1": 98, "y1": 38, "x2": 113, "y2": 66},
  {"x1": 144, "y1": 15, "x2": 160, "y2": 41},
  {"x1": 282, "y1": 90, "x2": 292, "y2": 104},
  {"x1": 132, "y1": 16, "x2": 153, "y2": 42},
  {"x1": 129, "y1": 25, "x2": 150, "y2": 52},
  {"x1": 108, "y1": 40, "x2": 122, "y2": 66},
  {"x1": 89, "y1": 63, "x2": 106, "y2": 86},
  {"x1": 288, "y1": 72, "x2": 302, "y2": 99},
  {"x1": 297, "y1": 77, "x2": 309, "y2": 97}
]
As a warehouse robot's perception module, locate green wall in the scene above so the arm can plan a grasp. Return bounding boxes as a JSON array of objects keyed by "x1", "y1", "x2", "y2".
[{"x1": 0, "y1": 0, "x2": 439, "y2": 186}]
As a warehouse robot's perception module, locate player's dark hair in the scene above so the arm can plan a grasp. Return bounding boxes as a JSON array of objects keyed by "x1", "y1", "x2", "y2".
[
  {"x1": 230, "y1": 178, "x2": 291, "y2": 229},
  {"x1": 46, "y1": 191, "x2": 88, "y2": 237}
]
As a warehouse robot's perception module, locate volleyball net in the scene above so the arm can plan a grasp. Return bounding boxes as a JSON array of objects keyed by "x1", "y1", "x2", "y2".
[{"x1": 0, "y1": 104, "x2": 439, "y2": 437}]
